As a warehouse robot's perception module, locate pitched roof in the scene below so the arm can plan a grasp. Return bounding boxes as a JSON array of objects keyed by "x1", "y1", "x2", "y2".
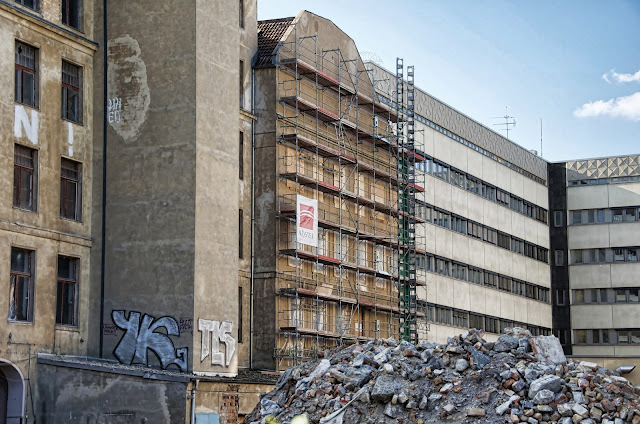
[{"x1": 256, "y1": 17, "x2": 295, "y2": 67}]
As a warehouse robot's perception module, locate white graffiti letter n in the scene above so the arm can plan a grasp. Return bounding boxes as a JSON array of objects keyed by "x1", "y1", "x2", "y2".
[{"x1": 14, "y1": 105, "x2": 38, "y2": 145}]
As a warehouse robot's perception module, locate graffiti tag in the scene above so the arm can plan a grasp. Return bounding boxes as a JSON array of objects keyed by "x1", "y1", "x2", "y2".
[
  {"x1": 198, "y1": 319, "x2": 236, "y2": 367},
  {"x1": 108, "y1": 97, "x2": 122, "y2": 123},
  {"x1": 102, "y1": 324, "x2": 118, "y2": 336},
  {"x1": 179, "y1": 317, "x2": 193, "y2": 335},
  {"x1": 112, "y1": 310, "x2": 188, "y2": 371}
]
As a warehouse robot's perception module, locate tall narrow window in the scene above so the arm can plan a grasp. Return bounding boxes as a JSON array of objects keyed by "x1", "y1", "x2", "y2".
[
  {"x1": 239, "y1": 131, "x2": 244, "y2": 180},
  {"x1": 238, "y1": 209, "x2": 244, "y2": 258},
  {"x1": 62, "y1": 0, "x2": 83, "y2": 30},
  {"x1": 15, "y1": 0, "x2": 39, "y2": 10},
  {"x1": 15, "y1": 42, "x2": 38, "y2": 107},
  {"x1": 62, "y1": 61, "x2": 82, "y2": 123},
  {"x1": 239, "y1": 60, "x2": 245, "y2": 109},
  {"x1": 14, "y1": 144, "x2": 37, "y2": 211},
  {"x1": 9, "y1": 248, "x2": 34, "y2": 322},
  {"x1": 553, "y1": 211, "x2": 563, "y2": 227},
  {"x1": 238, "y1": 286, "x2": 243, "y2": 343},
  {"x1": 61, "y1": 158, "x2": 82, "y2": 220},
  {"x1": 239, "y1": 0, "x2": 244, "y2": 28},
  {"x1": 56, "y1": 256, "x2": 78, "y2": 326}
]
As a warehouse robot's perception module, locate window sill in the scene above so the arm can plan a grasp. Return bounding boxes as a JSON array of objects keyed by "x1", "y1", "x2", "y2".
[
  {"x1": 55, "y1": 325, "x2": 79, "y2": 331},
  {"x1": 60, "y1": 216, "x2": 83, "y2": 224},
  {"x1": 8, "y1": 319, "x2": 34, "y2": 325},
  {"x1": 13, "y1": 206, "x2": 38, "y2": 214},
  {"x1": 61, "y1": 22, "x2": 85, "y2": 35},
  {"x1": 569, "y1": 221, "x2": 638, "y2": 226},
  {"x1": 62, "y1": 117, "x2": 84, "y2": 127},
  {"x1": 15, "y1": 101, "x2": 40, "y2": 111}
]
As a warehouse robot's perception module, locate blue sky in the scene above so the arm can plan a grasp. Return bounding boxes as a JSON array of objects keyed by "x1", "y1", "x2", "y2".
[{"x1": 258, "y1": 1, "x2": 640, "y2": 162}]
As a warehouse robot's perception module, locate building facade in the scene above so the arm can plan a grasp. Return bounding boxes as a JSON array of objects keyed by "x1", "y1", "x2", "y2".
[
  {"x1": 3, "y1": 2, "x2": 638, "y2": 421},
  {"x1": 368, "y1": 63, "x2": 552, "y2": 344},
  {"x1": 0, "y1": 0, "x2": 97, "y2": 420},
  {"x1": 253, "y1": 10, "x2": 552, "y2": 373},
  {"x1": 550, "y1": 155, "x2": 640, "y2": 381},
  {"x1": 2, "y1": 0, "x2": 273, "y2": 422}
]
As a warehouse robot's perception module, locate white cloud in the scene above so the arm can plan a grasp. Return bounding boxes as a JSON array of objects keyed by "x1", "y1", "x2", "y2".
[
  {"x1": 602, "y1": 69, "x2": 640, "y2": 84},
  {"x1": 574, "y1": 92, "x2": 640, "y2": 121}
]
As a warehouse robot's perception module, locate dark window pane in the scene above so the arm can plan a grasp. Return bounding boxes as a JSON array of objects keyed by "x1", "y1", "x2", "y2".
[
  {"x1": 56, "y1": 256, "x2": 77, "y2": 325},
  {"x1": 60, "y1": 158, "x2": 81, "y2": 220}
]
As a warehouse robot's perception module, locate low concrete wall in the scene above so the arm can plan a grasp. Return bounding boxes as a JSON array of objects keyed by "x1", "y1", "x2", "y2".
[{"x1": 36, "y1": 356, "x2": 188, "y2": 423}]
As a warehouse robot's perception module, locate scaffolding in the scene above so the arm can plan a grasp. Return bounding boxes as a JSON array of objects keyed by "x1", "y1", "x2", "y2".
[
  {"x1": 273, "y1": 25, "x2": 424, "y2": 368},
  {"x1": 395, "y1": 59, "x2": 419, "y2": 343}
]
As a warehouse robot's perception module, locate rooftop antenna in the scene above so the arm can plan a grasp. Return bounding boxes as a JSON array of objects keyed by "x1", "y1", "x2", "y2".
[{"x1": 493, "y1": 106, "x2": 516, "y2": 139}]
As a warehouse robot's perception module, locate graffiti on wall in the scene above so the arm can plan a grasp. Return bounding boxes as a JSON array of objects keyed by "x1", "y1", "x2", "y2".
[
  {"x1": 179, "y1": 317, "x2": 193, "y2": 335},
  {"x1": 108, "y1": 97, "x2": 122, "y2": 123},
  {"x1": 198, "y1": 319, "x2": 236, "y2": 367},
  {"x1": 14, "y1": 105, "x2": 38, "y2": 145},
  {"x1": 112, "y1": 310, "x2": 188, "y2": 371}
]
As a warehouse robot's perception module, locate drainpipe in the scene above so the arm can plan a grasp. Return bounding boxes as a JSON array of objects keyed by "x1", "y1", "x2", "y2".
[
  {"x1": 249, "y1": 64, "x2": 256, "y2": 369},
  {"x1": 99, "y1": 0, "x2": 108, "y2": 358},
  {"x1": 189, "y1": 379, "x2": 200, "y2": 423},
  {"x1": 616, "y1": 365, "x2": 636, "y2": 374}
]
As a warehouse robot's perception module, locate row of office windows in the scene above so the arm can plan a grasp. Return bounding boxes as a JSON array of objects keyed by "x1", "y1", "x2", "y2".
[
  {"x1": 572, "y1": 288, "x2": 640, "y2": 304},
  {"x1": 568, "y1": 176, "x2": 640, "y2": 186},
  {"x1": 15, "y1": 41, "x2": 83, "y2": 123},
  {"x1": 416, "y1": 252, "x2": 550, "y2": 303},
  {"x1": 9, "y1": 247, "x2": 79, "y2": 326},
  {"x1": 571, "y1": 247, "x2": 639, "y2": 264},
  {"x1": 418, "y1": 202, "x2": 549, "y2": 263},
  {"x1": 416, "y1": 156, "x2": 548, "y2": 224},
  {"x1": 564, "y1": 207, "x2": 640, "y2": 226},
  {"x1": 422, "y1": 302, "x2": 550, "y2": 336},
  {"x1": 574, "y1": 329, "x2": 640, "y2": 345},
  {"x1": 15, "y1": 0, "x2": 83, "y2": 30},
  {"x1": 13, "y1": 144, "x2": 82, "y2": 220},
  {"x1": 376, "y1": 95, "x2": 547, "y2": 186}
]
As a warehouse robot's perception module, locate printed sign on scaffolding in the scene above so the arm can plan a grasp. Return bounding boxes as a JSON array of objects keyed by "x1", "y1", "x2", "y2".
[{"x1": 296, "y1": 195, "x2": 318, "y2": 247}]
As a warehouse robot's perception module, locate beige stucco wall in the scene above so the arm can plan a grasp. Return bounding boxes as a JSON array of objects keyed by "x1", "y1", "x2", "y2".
[{"x1": 0, "y1": 4, "x2": 96, "y2": 420}]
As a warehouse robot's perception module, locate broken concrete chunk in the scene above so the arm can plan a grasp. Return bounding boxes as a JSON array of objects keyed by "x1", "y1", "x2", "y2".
[
  {"x1": 370, "y1": 374, "x2": 408, "y2": 403},
  {"x1": 532, "y1": 389, "x2": 554, "y2": 405},
  {"x1": 529, "y1": 336, "x2": 567, "y2": 365},
  {"x1": 455, "y1": 358, "x2": 469, "y2": 372},
  {"x1": 494, "y1": 334, "x2": 519, "y2": 352},
  {"x1": 528, "y1": 375, "x2": 562, "y2": 399},
  {"x1": 467, "y1": 408, "x2": 486, "y2": 417}
]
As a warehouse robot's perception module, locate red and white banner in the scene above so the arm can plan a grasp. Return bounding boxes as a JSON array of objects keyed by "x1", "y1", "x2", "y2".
[{"x1": 296, "y1": 195, "x2": 318, "y2": 247}]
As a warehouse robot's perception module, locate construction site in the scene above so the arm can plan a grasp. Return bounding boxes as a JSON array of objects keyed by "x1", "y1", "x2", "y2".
[
  {"x1": 253, "y1": 11, "x2": 553, "y2": 375},
  {"x1": 254, "y1": 12, "x2": 425, "y2": 372}
]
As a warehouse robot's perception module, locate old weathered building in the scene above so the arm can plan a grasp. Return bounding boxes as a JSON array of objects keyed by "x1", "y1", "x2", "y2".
[
  {"x1": 0, "y1": 0, "x2": 97, "y2": 420},
  {"x1": 37, "y1": 0, "x2": 269, "y2": 422}
]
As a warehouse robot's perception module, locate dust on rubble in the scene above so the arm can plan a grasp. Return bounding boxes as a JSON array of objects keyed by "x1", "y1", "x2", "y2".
[{"x1": 246, "y1": 328, "x2": 640, "y2": 424}]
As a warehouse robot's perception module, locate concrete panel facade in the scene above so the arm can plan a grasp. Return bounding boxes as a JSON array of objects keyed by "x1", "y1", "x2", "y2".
[{"x1": 556, "y1": 157, "x2": 640, "y2": 373}]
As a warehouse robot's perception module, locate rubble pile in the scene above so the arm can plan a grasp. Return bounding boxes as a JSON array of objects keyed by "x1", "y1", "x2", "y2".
[{"x1": 246, "y1": 328, "x2": 640, "y2": 424}]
